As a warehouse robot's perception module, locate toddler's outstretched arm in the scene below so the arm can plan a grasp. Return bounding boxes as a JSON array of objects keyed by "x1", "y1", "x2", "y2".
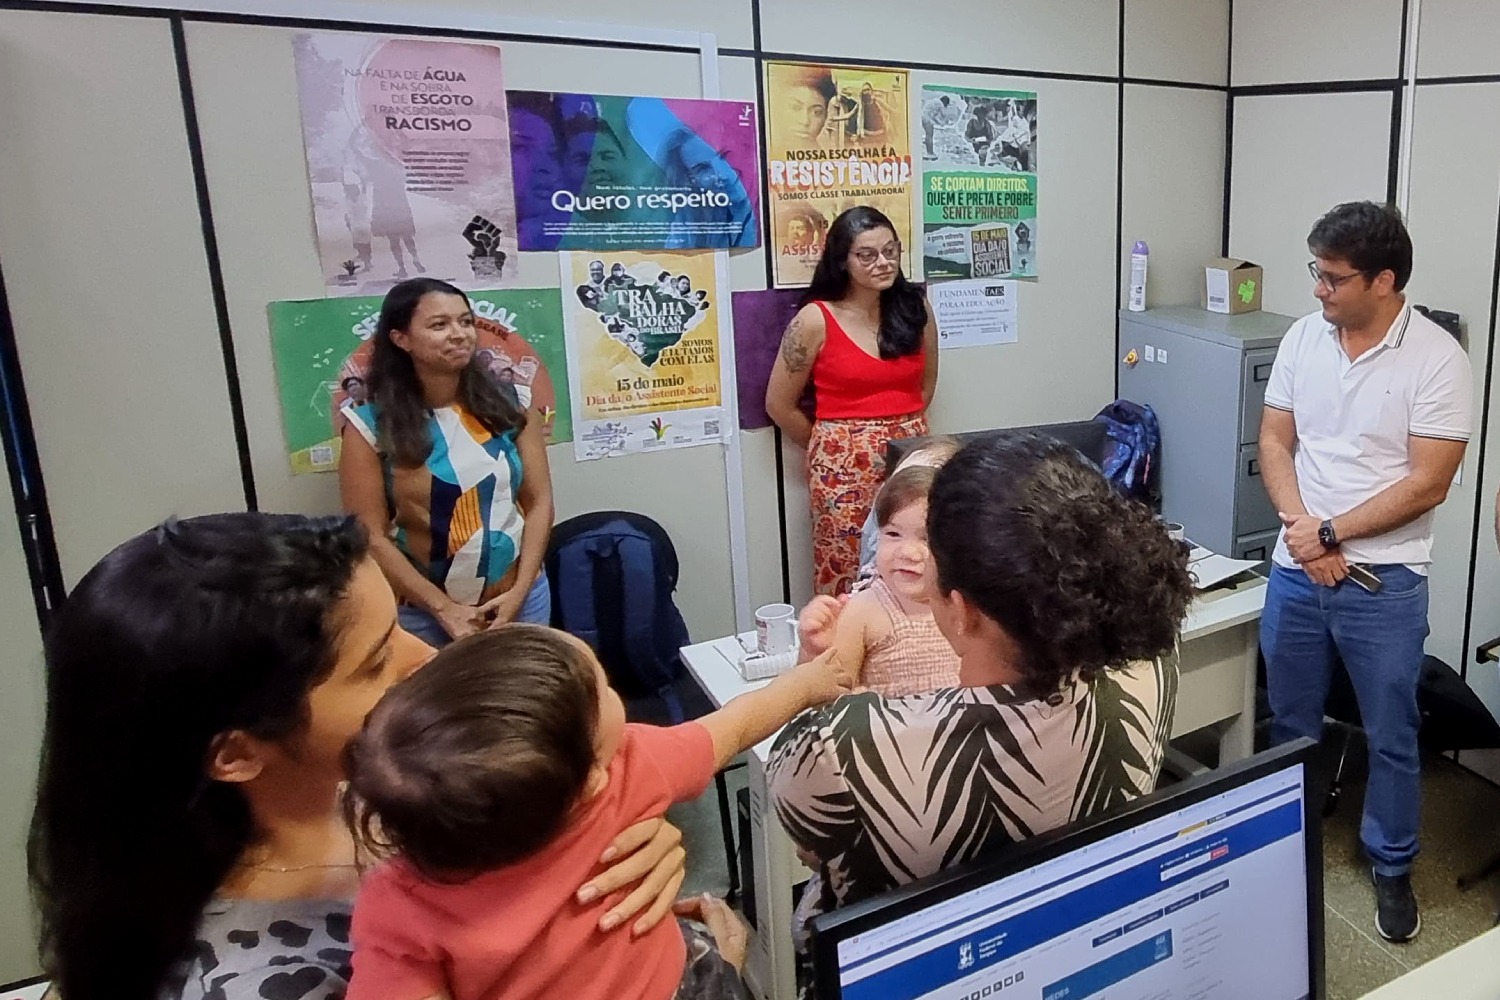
[{"x1": 698, "y1": 648, "x2": 853, "y2": 770}]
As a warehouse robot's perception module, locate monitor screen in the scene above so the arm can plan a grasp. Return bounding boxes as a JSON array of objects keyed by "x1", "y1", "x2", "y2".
[{"x1": 815, "y1": 745, "x2": 1319, "y2": 1000}]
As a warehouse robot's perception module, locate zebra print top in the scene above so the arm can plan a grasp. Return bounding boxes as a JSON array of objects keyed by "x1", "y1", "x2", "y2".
[{"x1": 767, "y1": 651, "x2": 1179, "y2": 946}]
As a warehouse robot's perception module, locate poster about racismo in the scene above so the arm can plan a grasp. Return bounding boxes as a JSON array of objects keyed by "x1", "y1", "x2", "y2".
[
  {"x1": 508, "y1": 92, "x2": 760, "y2": 251},
  {"x1": 561, "y1": 251, "x2": 727, "y2": 461},
  {"x1": 292, "y1": 34, "x2": 518, "y2": 295},
  {"x1": 268, "y1": 289, "x2": 570, "y2": 475},
  {"x1": 919, "y1": 85, "x2": 1038, "y2": 281},
  {"x1": 764, "y1": 62, "x2": 914, "y2": 287}
]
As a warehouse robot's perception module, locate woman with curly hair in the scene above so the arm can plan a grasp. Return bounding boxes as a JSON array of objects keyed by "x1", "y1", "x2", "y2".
[{"x1": 769, "y1": 433, "x2": 1194, "y2": 973}]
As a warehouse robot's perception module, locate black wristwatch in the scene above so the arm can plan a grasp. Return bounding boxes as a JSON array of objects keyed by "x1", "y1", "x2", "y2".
[{"x1": 1318, "y1": 519, "x2": 1338, "y2": 549}]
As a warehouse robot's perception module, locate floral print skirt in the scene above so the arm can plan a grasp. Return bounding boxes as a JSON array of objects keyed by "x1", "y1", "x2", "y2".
[{"x1": 807, "y1": 411, "x2": 929, "y2": 596}]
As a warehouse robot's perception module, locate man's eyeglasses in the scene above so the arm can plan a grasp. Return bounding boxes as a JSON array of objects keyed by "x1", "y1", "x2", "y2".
[
  {"x1": 852, "y1": 242, "x2": 903, "y2": 267},
  {"x1": 1307, "y1": 261, "x2": 1364, "y2": 291}
]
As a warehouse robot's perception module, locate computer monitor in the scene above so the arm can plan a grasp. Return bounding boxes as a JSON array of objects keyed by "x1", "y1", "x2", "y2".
[{"x1": 812, "y1": 740, "x2": 1323, "y2": 1000}]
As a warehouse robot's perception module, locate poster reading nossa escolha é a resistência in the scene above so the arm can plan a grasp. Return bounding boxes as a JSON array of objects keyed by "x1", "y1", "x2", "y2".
[{"x1": 763, "y1": 61, "x2": 914, "y2": 287}]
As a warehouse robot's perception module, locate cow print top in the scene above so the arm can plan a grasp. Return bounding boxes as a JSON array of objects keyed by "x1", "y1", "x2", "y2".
[{"x1": 162, "y1": 898, "x2": 353, "y2": 1000}]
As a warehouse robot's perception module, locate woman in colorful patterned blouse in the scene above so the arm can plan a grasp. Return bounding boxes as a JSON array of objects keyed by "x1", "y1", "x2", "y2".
[
  {"x1": 769, "y1": 433, "x2": 1195, "y2": 982},
  {"x1": 340, "y1": 278, "x2": 554, "y2": 647}
]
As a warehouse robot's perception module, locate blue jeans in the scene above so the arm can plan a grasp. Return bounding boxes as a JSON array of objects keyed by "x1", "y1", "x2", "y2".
[
  {"x1": 398, "y1": 570, "x2": 552, "y2": 649},
  {"x1": 1260, "y1": 563, "x2": 1428, "y2": 876}
]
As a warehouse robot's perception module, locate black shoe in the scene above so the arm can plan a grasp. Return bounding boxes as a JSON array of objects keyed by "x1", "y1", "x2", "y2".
[{"x1": 1372, "y1": 868, "x2": 1421, "y2": 942}]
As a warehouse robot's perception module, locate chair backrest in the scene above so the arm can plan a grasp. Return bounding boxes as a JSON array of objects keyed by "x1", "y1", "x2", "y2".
[
  {"x1": 886, "y1": 419, "x2": 1111, "y2": 473},
  {"x1": 545, "y1": 511, "x2": 689, "y2": 720},
  {"x1": 887, "y1": 410, "x2": 1159, "y2": 507}
]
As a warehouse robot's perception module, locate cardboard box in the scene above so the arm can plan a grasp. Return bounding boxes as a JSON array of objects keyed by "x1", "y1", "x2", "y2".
[{"x1": 1203, "y1": 257, "x2": 1263, "y2": 314}]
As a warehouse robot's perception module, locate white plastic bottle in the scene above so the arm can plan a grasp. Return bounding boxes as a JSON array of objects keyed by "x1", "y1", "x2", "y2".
[{"x1": 1128, "y1": 240, "x2": 1149, "y2": 312}]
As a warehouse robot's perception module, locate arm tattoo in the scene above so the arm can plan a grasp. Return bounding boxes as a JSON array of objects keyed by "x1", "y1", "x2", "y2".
[{"x1": 780, "y1": 316, "x2": 812, "y2": 373}]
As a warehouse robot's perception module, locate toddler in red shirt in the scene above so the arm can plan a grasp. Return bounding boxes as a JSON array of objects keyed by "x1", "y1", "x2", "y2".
[{"x1": 342, "y1": 623, "x2": 851, "y2": 1000}]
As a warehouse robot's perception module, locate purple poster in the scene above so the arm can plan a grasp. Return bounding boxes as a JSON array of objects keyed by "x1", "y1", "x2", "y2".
[
  {"x1": 732, "y1": 288, "x2": 804, "y2": 430},
  {"x1": 509, "y1": 92, "x2": 761, "y2": 251},
  {"x1": 732, "y1": 284, "x2": 927, "y2": 430}
]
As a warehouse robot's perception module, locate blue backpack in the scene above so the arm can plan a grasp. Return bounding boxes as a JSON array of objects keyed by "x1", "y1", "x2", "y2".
[
  {"x1": 1093, "y1": 400, "x2": 1161, "y2": 506},
  {"x1": 545, "y1": 511, "x2": 690, "y2": 722}
]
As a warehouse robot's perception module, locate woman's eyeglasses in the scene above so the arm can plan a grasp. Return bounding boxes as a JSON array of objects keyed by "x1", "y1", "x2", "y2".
[{"x1": 851, "y1": 242, "x2": 903, "y2": 267}]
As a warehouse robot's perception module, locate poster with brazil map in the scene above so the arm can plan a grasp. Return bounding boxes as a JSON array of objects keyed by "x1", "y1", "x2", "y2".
[{"x1": 560, "y1": 250, "x2": 727, "y2": 461}]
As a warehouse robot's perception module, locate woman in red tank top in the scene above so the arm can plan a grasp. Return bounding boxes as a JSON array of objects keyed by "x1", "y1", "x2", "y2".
[{"x1": 765, "y1": 207, "x2": 939, "y2": 596}]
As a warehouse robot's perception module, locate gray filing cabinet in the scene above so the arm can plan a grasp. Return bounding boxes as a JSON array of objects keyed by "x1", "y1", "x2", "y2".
[{"x1": 1118, "y1": 306, "x2": 1297, "y2": 561}]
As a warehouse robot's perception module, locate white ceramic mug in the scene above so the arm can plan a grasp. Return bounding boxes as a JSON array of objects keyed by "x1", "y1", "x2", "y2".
[
  {"x1": 754, "y1": 602, "x2": 798, "y2": 656},
  {"x1": 1163, "y1": 521, "x2": 1186, "y2": 542}
]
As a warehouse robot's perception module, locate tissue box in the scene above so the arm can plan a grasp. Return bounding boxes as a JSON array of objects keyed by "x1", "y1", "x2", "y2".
[{"x1": 738, "y1": 649, "x2": 798, "y2": 681}]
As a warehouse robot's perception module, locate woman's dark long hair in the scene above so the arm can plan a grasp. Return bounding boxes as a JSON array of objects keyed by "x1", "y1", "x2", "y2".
[
  {"x1": 366, "y1": 277, "x2": 526, "y2": 467},
  {"x1": 802, "y1": 206, "x2": 926, "y2": 359},
  {"x1": 28, "y1": 513, "x2": 369, "y2": 1000},
  {"x1": 928, "y1": 434, "x2": 1193, "y2": 694}
]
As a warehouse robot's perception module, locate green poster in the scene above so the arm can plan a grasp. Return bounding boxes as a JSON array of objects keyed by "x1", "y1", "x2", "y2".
[
  {"x1": 268, "y1": 288, "x2": 571, "y2": 475},
  {"x1": 919, "y1": 86, "x2": 1038, "y2": 280}
]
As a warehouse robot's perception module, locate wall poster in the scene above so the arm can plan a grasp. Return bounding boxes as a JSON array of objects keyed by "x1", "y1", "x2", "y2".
[
  {"x1": 292, "y1": 33, "x2": 518, "y2": 294},
  {"x1": 560, "y1": 251, "x2": 727, "y2": 461},
  {"x1": 730, "y1": 287, "x2": 804, "y2": 430},
  {"x1": 929, "y1": 279, "x2": 1019, "y2": 349},
  {"x1": 508, "y1": 92, "x2": 761, "y2": 251},
  {"x1": 919, "y1": 85, "x2": 1038, "y2": 280},
  {"x1": 764, "y1": 62, "x2": 914, "y2": 287},
  {"x1": 268, "y1": 289, "x2": 569, "y2": 475}
]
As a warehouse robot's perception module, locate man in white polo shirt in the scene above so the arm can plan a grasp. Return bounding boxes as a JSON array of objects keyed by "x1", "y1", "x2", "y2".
[{"x1": 1260, "y1": 201, "x2": 1472, "y2": 944}]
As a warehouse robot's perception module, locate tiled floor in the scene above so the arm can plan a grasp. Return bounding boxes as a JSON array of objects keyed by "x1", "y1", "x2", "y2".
[
  {"x1": 666, "y1": 736, "x2": 1500, "y2": 1000},
  {"x1": 670, "y1": 761, "x2": 744, "y2": 901},
  {"x1": 1315, "y1": 735, "x2": 1500, "y2": 999}
]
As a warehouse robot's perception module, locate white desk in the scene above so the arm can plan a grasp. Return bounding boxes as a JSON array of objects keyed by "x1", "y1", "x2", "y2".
[
  {"x1": 0, "y1": 983, "x2": 48, "y2": 1000},
  {"x1": 680, "y1": 632, "x2": 808, "y2": 1000},
  {"x1": 680, "y1": 572, "x2": 1268, "y2": 1000},
  {"x1": 1176, "y1": 572, "x2": 1269, "y2": 765},
  {"x1": 1360, "y1": 924, "x2": 1500, "y2": 998}
]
